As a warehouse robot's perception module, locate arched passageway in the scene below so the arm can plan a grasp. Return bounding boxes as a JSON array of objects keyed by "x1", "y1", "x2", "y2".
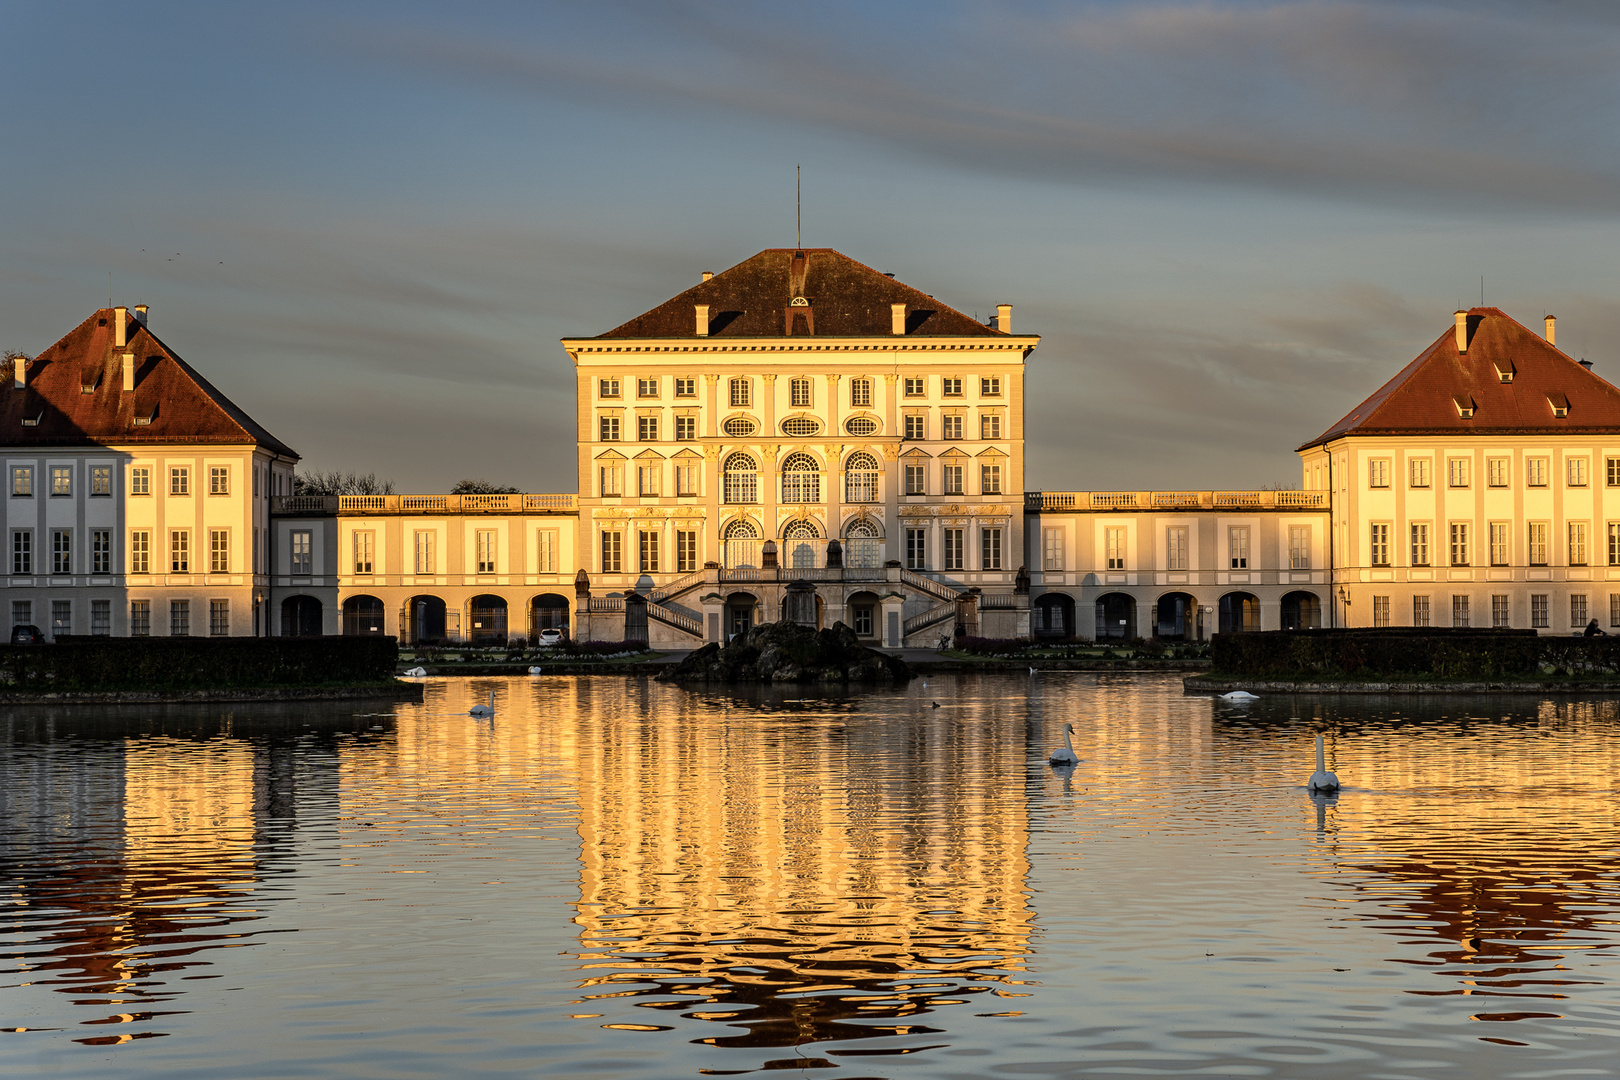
[
  {"x1": 1155, "y1": 592, "x2": 1199, "y2": 639},
  {"x1": 1034, "y1": 593, "x2": 1076, "y2": 638},
  {"x1": 1281, "y1": 591, "x2": 1321, "y2": 631},
  {"x1": 1095, "y1": 593, "x2": 1136, "y2": 640},
  {"x1": 342, "y1": 595, "x2": 386, "y2": 636},
  {"x1": 531, "y1": 593, "x2": 570, "y2": 639},
  {"x1": 469, "y1": 594, "x2": 508, "y2": 644},
  {"x1": 406, "y1": 595, "x2": 447, "y2": 644},
  {"x1": 1219, "y1": 592, "x2": 1260, "y2": 634},
  {"x1": 280, "y1": 595, "x2": 322, "y2": 637}
]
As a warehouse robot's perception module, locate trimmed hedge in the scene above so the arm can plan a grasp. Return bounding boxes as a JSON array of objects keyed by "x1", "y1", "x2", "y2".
[
  {"x1": 0, "y1": 636, "x2": 399, "y2": 692},
  {"x1": 1209, "y1": 628, "x2": 1620, "y2": 680}
]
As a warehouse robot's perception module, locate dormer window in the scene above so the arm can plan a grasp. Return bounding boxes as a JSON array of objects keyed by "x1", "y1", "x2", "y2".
[
  {"x1": 1548, "y1": 394, "x2": 1570, "y2": 419},
  {"x1": 1494, "y1": 362, "x2": 1514, "y2": 383},
  {"x1": 20, "y1": 413, "x2": 41, "y2": 427},
  {"x1": 1453, "y1": 395, "x2": 1475, "y2": 419}
]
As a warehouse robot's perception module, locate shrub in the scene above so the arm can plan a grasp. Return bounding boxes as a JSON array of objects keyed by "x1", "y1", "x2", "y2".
[{"x1": 1, "y1": 636, "x2": 399, "y2": 692}]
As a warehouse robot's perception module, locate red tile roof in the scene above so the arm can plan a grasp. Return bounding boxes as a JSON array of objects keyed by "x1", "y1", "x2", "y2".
[
  {"x1": 592, "y1": 248, "x2": 1016, "y2": 339},
  {"x1": 1300, "y1": 307, "x2": 1620, "y2": 450},
  {"x1": 2, "y1": 309, "x2": 297, "y2": 456}
]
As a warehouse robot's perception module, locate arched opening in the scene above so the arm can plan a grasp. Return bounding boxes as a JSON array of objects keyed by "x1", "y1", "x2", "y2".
[
  {"x1": 280, "y1": 595, "x2": 323, "y2": 637},
  {"x1": 844, "y1": 516, "x2": 883, "y2": 568},
  {"x1": 1095, "y1": 592, "x2": 1136, "y2": 640},
  {"x1": 405, "y1": 595, "x2": 447, "y2": 644},
  {"x1": 725, "y1": 591, "x2": 758, "y2": 641},
  {"x1": 1281, "y1": 590, "x2": 1322, "y2": 631},
  {"x1": 846, "y1": 590, "x2": 881, "y2": 640},
  {"x1": 530, "y1": 593, "x2": 570, "y2": 640},
  {"x1": 844, "y1": 451, "x2": 879, "y2": 504},
  {"x1": 723, "y1": 452, "x2": 758, "y2": 504},
  {"x1": 722, "y1": 518, "x2": 760, "y2": 569},
  {"x1": 782, "y1": 517, "x2": 822, "y2": 568},
  {"x1": 469, "y1": 594, "x2": 509, "y2": 644},
  {"x1": 1219, "y1": 591, "x2": 1261, "y2": 633},
  {"x1": 342, "y1": 595, "x2": 386, "y2": 636},
  {"x1": 1034, "y1": 592, "x2": 1076, "y2": 639},
  {"x1": 780, "y1": 452, "x2": 822, "y2": 504},
  {"x1": 1155, "y1": 592, "x2": 1199, "y2": 640}
]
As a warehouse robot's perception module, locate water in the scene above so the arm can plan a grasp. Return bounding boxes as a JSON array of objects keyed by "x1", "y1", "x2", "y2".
[{"x1": 3, "y1": 673, "x2": 1620, "y2": 1078}]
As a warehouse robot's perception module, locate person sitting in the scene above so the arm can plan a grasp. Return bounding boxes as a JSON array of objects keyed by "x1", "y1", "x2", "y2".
[{"x1": 1585, "y1": 619, "x2": 1606, "y2": 637}]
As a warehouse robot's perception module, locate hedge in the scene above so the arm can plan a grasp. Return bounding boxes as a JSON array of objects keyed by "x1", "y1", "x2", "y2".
[
  {"x1": 0, "y1": 636, "x2": 399, "y2": 692},
  {"x1": 1209, "y1": 628, "x2": 1620, "y2": 680}
]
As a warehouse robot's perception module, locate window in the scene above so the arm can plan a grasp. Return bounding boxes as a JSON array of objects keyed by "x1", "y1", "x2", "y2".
[
  {"x1": 675, "y1": 463, "x2": 698, "y2": 497},
  {"x1": 1372, "y1": 595, "x2": 1390, "y2": 627},
  {"x1": 1492, "y1": 594, "x2": 1510, "y2": 628},
  {"x1": 942, "y1": 463, "x2": 963, "y2": 495},
  {"x1": 166, "y1": 530, "x2": 190, "y2": 573},
  {"x1": 636, "y1": 463, "x2": 660, "y2": 497},
  {"x1": 980, "y1": 414, "x2": 1002, "y2": 440},
  {"x1": 850, "y1": 378, "x2": 872, "y2": 407},
  {"x1": 170, "y1": 467, "x2": 189, "y2": 495},
  {"x1": 1528, "y1": 522, "x2": 1548, "y2": 565},
  {"x1": 844, "y1": 416, "x2": 879, "y2": 436},
  {"x1": 130, "y1": 530, "x2": 149, "y2": 574},
  {"x1": 1609, "y1": 458, "x2": 1620, "y2": 487},
  {"x1": 91, "y1": 599, "x2": 110, "y2": 636},
  {"x1": 905, "y1": 528, "x2": 927, "y2": 570},
  {"x1": 637, "y1": 377, "x2": 658, "y2": 399},
  {"x1": 1410, "y1": 523, "x2": 1430, "y2": 567},
  {"x1": 639, "y1": 530, "x2": 660, "y2": 573},
  {"x1": 722, "y1": 416, "x2": 756, "y2": 437},
  {"x1": 1487, "y1": 458, "x2": 1509, "y2": 487},
  {"x1": 11, "y1": 600, "x2": 30, "y2": 628},
  {"x1": 1490, "y1": 522, "x2": 1509, "y2": 567},
  {"x1": 599, "y1": 416, "x2": 621, "y2": 442},
  {"x1": 1572, "y1": 594, "x2": 1589, "y2": 628},
  {"x1": 790, "y1": 378, "x2": 812, "y2": 407},
  {"x1": 130, "y1": 600, "x2": 149, "y2": 637},
  {"x1": 92, "y1": 530, "x2": 110, "y2": 574},
  {"x1": 476, "y1": 530, "x2": 496, "y2": 573},
  {"x1": 353, "y1": 531, "x2": 374, "y2": 574},
  {"x1": 982, "y1": 527, "x2": 1003, "y2": 570},
  {"x1": 904, "y1": 376, "x2": 926, "y2": 397},
  {"x1": 941, "y1": 414, "x2": 963, "y2": 440},
  {"x1": 599, "y1": 463, "x2": 622, "y2": 497},
  {"x1": 1414, "y1": 595, "x2": 1431, "y2": 627},
  {"x1": 1611, "y1": 522, "x2": 1620, "y2": 566},
  {"x1": 1531, "y1": 594, "x2": 1549, "y2": 628},
  {"x1": 1369, "y1": 523, "x2": 1390, "y2": 567},
  {"x1": 291, "y1": 530, "x2": 312, "y2": 575},
  {"x1": 981, "y1": 463, "x2": 1003, "y2": 494},
  {"x1": 904, "y1": 413, "x2": 926, "y2": 440},
  {"x1": 47, "y1": 529, "x2": 73, "y2": 576},
  {"x1": 943, "y1": 528, "x2": 964, "y2": 571},
  {"x1": 51, "y1": 466, "x2": 71, "y2": 496},
  {"x1": 1229, "y1": 526, "x2": 1250, "y2": 570},
  {"x1": 51, "y1": 600, "x2": 71, "y2": 638},
  {"x1": 210, "y1": 530, "x2": 229, "y2": 573},
  {"x1": 729, "y1": 378, "x2": 751, "y2": 408},
  {"x1": 170, "y1": 599, "x2": 190, "y2": 637},
  {"x1": 1044, "y1": 527, "x2": 1064, "y2": 571},
  {"x1": 980, "y1": 376, "x2": 1002, "y2": 396},
  {"x1": 1612, "y1": 593, "x2": 1620, "y2": 628},
  {"x1": 599, "y1": 377, "x2": 621, "y2": 398},
  {"x1": 1167, "y1": 526, "x2": 1188, "y2": 571},
  {"x1": 638, "y1": 416, "x2": 658, "y2": 442},
  {"x1": 414, "y1": 530, "x2": 435, "y2": 574},
  {"x1": 1409, "y1": 458, "x2": 1430, "y2": 488},
  {"x1": 677, "y1": 530, "x2": 698, "y2": 573},
  {"x1": 1368, "y1": 459, "x2": 1389, "y2": 488},
  {"x1": 1449, "y1": 523, "x2": 1469, "y2": 566},
  {"x1": 1107, "y1": 527, "x2": 1127, "y2": 570},
  {"x1": 131, "y1": 467, "x2": 149, "y2": 495},
  {"x1": 11, "y1": 466, "x2": 31, "y2": 496},
  {"x1": 905, "y1": 464, "x2": 926, "y2": 496},
  {"x1": 11, "y1": 530, "x2": 30, "y2": 575},
  {"x1": 723, "y1": 453, "x2": 758, "y2": 504},
  {"x1": 208, "y1": 599, "x2": 230, "y2": 636},
  {"x1": 845, "y1": 453, "x2": 879, "y2": 503},
  {"x1": 601, "y1": 530, "x2": 622, "y2": 573},
  {"x1": 90, "y1": 465, "x2": 111, "y2": 495},
  {"x1": 675, "y1": 415, "x2": 696, "y2": 441},
  {"x1": 1289, "y1": 526, "x2": 1310, "y2": 570},
  {"x1": 780, "y1": 453, "x2": 820, "y2": 503},
  {"x1": 781, "y1": 416, "x2": 820, "y2": 437},
  {"x1": 674, "y1": 377, "x2": 696, "y2": 397},
  {"x1": 1526, "y1": 457, "x2": 1548, "y2": 486},
  {"x1": 210, "y1": 466, "x2": 229, "y2": 495},
  {"x1": 1569, "y1": 457, "x2": 1589, "y2": 487},
  {"x1": 1570, "y1": 522, "x2": 1588, "y2": 566},
  {"x1": 942, "y1": 377, "x2": 963, "y2": 397},
  {"x1": 1452, "y1": 594, "x2": 1470, "y2": 627},
  {"x1": 536, "y1": 529, "x2": 557, "y2": 574},
  {"x1": 1447, "y1": 458, "x2": 1469, "y2": 488}
]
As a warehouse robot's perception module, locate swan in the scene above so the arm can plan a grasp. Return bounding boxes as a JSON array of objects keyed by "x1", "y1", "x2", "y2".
[
  {"x1": 1029, "y1": 665, "x2": 1039, "y2": 675},
  {"x1": 402, "y1": 666, "x2": 428, "y2": 677},
  {"x1": 469, "y1": 691, "x2": 495, "y2": 718},
  {"x1": 527, "y1": 665, "x2": 543, "y2": 675},
  {"x1": 1220, "y1": 690, "x2": 1259, "y2": 701},
  {"x1": 1049, "y1": 722, "x2": 1079, "y2": 766},
  {"x1": 1307, "y1": 734, "x2": 1339, "y2": 792}
]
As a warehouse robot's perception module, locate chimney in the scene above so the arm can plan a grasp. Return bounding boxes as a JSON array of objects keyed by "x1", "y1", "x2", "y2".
[
  {"x1": 134, "y1": 304, "x2": 148, "y2": 326},
  {"x1": 12, "y1": 356, "x2": 23, "y2": 390},
  {"x1": 996, "y1": 303, "x2": 1012, "y2": 334},
  {"x1": 114, "y1": 306, "x2": 128, "y2": 348},
  {"x1": 1545, "y1": 315, "x2": 1556, "y2": 346},
  {"x1": 1454, "y1": 309, "x2": 1468, "y2": 353},
  {"x1": 122, "y1": 351, "x2": 135, "y2": 392},
  {"x1": 701, "y1": 271, "x2": 713, "y2": 282},
  {"x1": 891, "y1": 303, "x2": 906, "y2": 335},
  {"x1": 695, "y1": 304, "x2": 710, "y2": 337}
]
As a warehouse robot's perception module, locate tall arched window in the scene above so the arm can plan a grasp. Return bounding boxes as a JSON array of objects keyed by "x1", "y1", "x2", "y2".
[
  {"x1": 723, "y1": 452, "x2": 758, "y2": 504},
  {"x1": 845, "y1": 452, "x2": 879, "y2": 503},
  {"x1": 780, "y1": 452, "x2": 821, "y2": 504},
  {"x1": 722, "y1": 518, "x2": 760, "y2": 569},
  {"x1": 845, "y1": 518, "x2": 882, "y2": 568},
  {"x1": 783, "y1": 518, "x2": 821, "y2": 568}
]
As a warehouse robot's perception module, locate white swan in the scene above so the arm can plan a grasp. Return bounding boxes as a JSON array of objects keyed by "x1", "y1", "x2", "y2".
[
  {"x1": 1307, "y1": 734, "x2": 1339, "y2": 792},
  {"x1": 527, "y1": 665, "x2": 543, "y2": 675},
  {"x1": 1220, "y1": 690, "x2": 1259, "y2": 701},
  {"x1": 402, "y1": 666, "x2": 428, "y2": 677},
  {"x1": 1049, "y1": 722, "x2": 1079, "y2": 766},
  {"x1": 469, "y1": 691, "x2": 495, "y2": 718}
]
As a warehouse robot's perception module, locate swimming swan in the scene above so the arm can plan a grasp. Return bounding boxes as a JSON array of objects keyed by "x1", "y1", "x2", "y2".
[
  {"x1": 402, "y1": 666, "x2": 428, "y2": 677},
  {"x1": 1307, "y1": 734, "x2": 1339, "y2": 792},
  {"x1": 1049, "y1": 722, "x2": 1080, "y2": 766},
  {"x1": 1220, "y1": 690, "x2": 1259, "y2": 701},
  {"x1": 527, "y1": 666, "x2": 543, "y2": 675},
  {"x1": 469, "y1": 691, "x2": 495, "y2": 718}
]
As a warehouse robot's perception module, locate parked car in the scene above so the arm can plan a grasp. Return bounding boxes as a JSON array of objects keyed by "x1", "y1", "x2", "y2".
[
  {"x1": 538, "y1": 629, "x2": 564, "y2": 647},
  {"x1": 10, "y1": 624, "x2": 46, "y2": 644}
]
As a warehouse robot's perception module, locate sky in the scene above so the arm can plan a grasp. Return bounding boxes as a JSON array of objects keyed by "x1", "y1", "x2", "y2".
[{"x1": 6, "y1": 0, "x2": 1620, "y2": 493}]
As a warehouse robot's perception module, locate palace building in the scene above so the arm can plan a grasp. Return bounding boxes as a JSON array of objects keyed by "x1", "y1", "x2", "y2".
[{"x1": 6, "y1": 254, "x2": 1615, "y2": 643}]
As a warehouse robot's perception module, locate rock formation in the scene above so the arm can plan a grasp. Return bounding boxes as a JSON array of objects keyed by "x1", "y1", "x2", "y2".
[{"x1": 656, "y1": 620, "x2": 910, "y2": 684}]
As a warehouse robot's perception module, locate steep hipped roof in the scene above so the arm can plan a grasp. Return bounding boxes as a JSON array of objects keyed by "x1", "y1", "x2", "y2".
[
  {"x1": 2, "y1": 308, "x2": 297, "y2": 455},
  {"x1": 594, "y1": 248, "x2": 1013, "y2": 339},
  {"x1": 1300, "y1": 307, "x2": 1620, "y2": 450}
]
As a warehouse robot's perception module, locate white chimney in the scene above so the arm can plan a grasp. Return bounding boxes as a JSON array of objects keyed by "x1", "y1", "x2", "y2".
[
  {"x1": 996, "y1": 303, "x2": 1012, "y2": 334},
  {"x1": 695, "y1": 304, "x2": 710, "y2": 337},
  {"x1": 114, "y1": 306, "x2": 128, "y2": 348},
  {"x1": 891, "y1": 304, "x2": 906, "y2": 335},
  {"x1": 12, "y1": 356, "x2": 23, "y2": 390},
  {"x1": 1454, "y1": 310, "x2": 1468, "y2": 353},
  {"x1": 122, "y1": 351, "x2": 135, "y2": 392},
  {"x1": 134, "y1": 304, "x2": 148, "y2": 326},
  {"x1": 1545, "y1": 315, "x2": 1556, "y2": 346},
  {"x1": 701, "y1": 271, "x2": 713, "y2": 282}
]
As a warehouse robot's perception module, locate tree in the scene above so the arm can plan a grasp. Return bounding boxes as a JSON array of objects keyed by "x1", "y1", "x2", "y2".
[
  {"x1": 450, "y1": 478, "x2": 520, "y2": 494},
  {"x1": 294, "y1": 470, "x2": 395, "y2": 496}
]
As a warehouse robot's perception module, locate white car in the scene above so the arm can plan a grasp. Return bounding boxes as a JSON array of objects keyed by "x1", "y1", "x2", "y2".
[{"x1": 538, "y1": 629, "x2": 564, "y2": 647}]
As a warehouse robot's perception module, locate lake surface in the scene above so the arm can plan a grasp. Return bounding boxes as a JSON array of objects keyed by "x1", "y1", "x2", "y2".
[{"x1": 3, "y1": 672, "x2": 1620, "y2": 1078}]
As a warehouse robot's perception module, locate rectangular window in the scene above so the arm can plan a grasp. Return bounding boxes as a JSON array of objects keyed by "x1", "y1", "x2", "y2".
[
  {"x1": 11, "y1": 600, "x2": 30, "y2": 628},
  {"x1": 170, "y1": 467, "x2": 189, "y2": 495},
  {"x1": 905, "y1": 464, "x2": 926, "y2": 495},
  {"x1": 1449, "y1": 523, "x2": 1469, "y2": 566},
  {"x1": 1569, "y1": 457, "x2": 1589, "y2": 487},
  {"x1": 1452, "y1": 594, "x2": 1470, "y2": 627},
  {"x1": 980, "y1": 414, "x2": 1002, "y2": 440},
  {"x1": 170, "y1": 530, "x2": 190, "y2": 573},
  {"x1": 982, "y1": 527, "x2": 1003, "y2": 571},
  {"x1": 904, "y1": 376, "x2": 926, "y2": 397},
  {"x1": 790, "y1": 378, "x2": 812, "y2": 407},
  {"x1": 170, "y1": 599, "x2": 189, "y2": 637},
  {"x1": 941, "y1": 377, "x2": 963, "y2": 397},
  {"x1": 1372, "y1": 595, "x2": 1391, "y2": 627},
  {"x1": 1410, "y1": 523, "x2": 1430, "y2": 566},
  {"x1": 1106, "y1": 527, "x2": 1127, "y2": 570},
  {"x1": 601, "y1": 531, "x2": 622, "y2": 573},
  {"x1": 1609, "y1": 458, "x2": 1620, "y2": 487},
  {"x1": 674, "y1": 377, "x2": 696, "y2": 397},
  {"x1": 675, "y1": 463, "x2": 697, "y2": 497},
  {"x1": 677, "y1": 530, "x2": 698, "y2": 573},
  {"x1": 130, "y1": 600, "x2": 150, "y2": 637},
  {"x1": 51, "y1": 600, "x2": 71, "y2": 637},
  {"x1": 941, "y1": 414, "x2": 963, "y2": 440},
  {"x1": 729, "y1": 378, "x2": 751, "y2": 407},
  {"x1": 981, "y1": 463, "x2": 1003, "y2": 495},
  {"x1": 1289, "y1": 525, "x2": 1311, "y2": 570},
  {"x1": 131, "y1": 530, "x2": 150, "y2": 574},
  {"x1": 1413, "y1": 595, "x2": 1431, "y2": 627},
  {"x1": 1526, "y1": 457, "x2": 1548, "y2": 486},
  {"x1": 905, "y1": 528, "x2": 927, "y2": 570},
  {"x1": 599, "y1": 377, "x2": 620, "y2": 398},
  {"x1": 1487, "y1": 457, "x2": 1509, "y2": 487},
  {"x1": 209, "y1": 466, "x2": 229, "y2": 495},
  {"x1": 638, "y1": 416, "x2": 658, "y2": 442},
  {"x1": 1492, "y1": 594, "x2": 1510, "y2": 628},
  {"x1": 1612, "y1": 593, "x2": 1620, "y2": 628},
  {"x1": 1572, "y1": 594, "x2": 1589, "y2": 628},
  {"x1": 353, "y1": 531, "x2": 374, "y2": 574},
  {"x1": 210, "y1": 529, "x2": 229, "y2": 573},
  {"x1": 91, "y1": 599, "x2": 110, "y2": 636},
  {"x1": 291, "y1": 530, "x2": 312, "y2": 575},
  {"x1": 51, "y1": 530, "x2": 70, "y2": 575},
  {"x1": 11, "y1": 530, "x2": 30, "y2": 575},
  {"x1": 1167, "y1": 526, "x2": 1189, "y2": 571},
  {"x1": 1531, "y1": 594, "x2": 1549, "y2": 628},
  {"x1": 1369, "y1": 523, "x2": 1390, "y2": 567},
  {"x1": 639, "y1": 530, "x2": 660, "y2": 573},
  {"x1": 536, "y1": 529, "x2": 557, "y2": 574},
  {"x1": 943, "y1": 528, "x2": 964, "y2": 571},
  {"x1": 50, "y1": 466, "x2": 71, "y2": 496},
  {"x1": 414, "y1": 530, "x2": 436, "y2": 574},
  {"x1": 1489, "y1": 522, "x2": 1510, "y2": 567},
  {"x1": 638, "y1": 465, "x2": 661, "y2": 497},
  {"x1": 1229, "y1": 526, "x2": 1250, "y2": 570},
  {"x1": 674, "y1": 415, "x2": 696, "y2": 441},
  {"x1": 904, "y1": 413, "x2": 926, "y2": 440},
  {"x1": 1043, "y1": 527, "x2": 1064, "y2": 571},
  {"x1": 131, "y1": 466, "x2": 149, "y2": 495},
  {"x1": 476, "y1": 530, "x2": 496, "y2": 573},
  {"x1": 1368, "y1": 459, "x2": 1389, "y2": 488},
  {"x1": 599, "y1": 416, "x2": 620, "y2": 442},
  {"x1": 850, "y1": 379, "x2": 872, "y2": 407},
  {"x1": 942, "y1": 464, "x2": 964, "y2": 495},
  {"x1": 11, "y1": 466, "x2": 32, "y2": 496},
  {"x1": 1570, "y1": 522, "x2": 1588, "y2": 566},
  {"x1": 600, "y1": 464, "x2": 622, "y2": 497},
  {"x1": 980, "y1": 376, "x2": 1002, "y2": 396},
  {"x1": 1610, "y1": 523, "x2": 1620, "y2": 566},
  {"x1": 1529, "y1": 522, "x2": 1548, "y2": 565},
  {"x1": 209, "y1": 599, "x2": 229, "y2": 636},
  {"x1": 1410, "y1": 458, "x2": 1430, "y2": 488},
  {"x1": 90, "y1": 465, "x2": 111, "y2": 495},
  {"x1": 92, "y1": 529, "x2": 110, "y2": 574},
  {"x1": 637, "y1": 377, "x2": 658, "y2": 398},
  {"x1": 1447, "y1": 457, "x2": 1469, "y2": 488}
]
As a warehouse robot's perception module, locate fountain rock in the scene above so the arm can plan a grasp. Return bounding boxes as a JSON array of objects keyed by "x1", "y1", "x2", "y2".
[{"x1": 657, "y1": 620, "x2": 910, "y2": 685}]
